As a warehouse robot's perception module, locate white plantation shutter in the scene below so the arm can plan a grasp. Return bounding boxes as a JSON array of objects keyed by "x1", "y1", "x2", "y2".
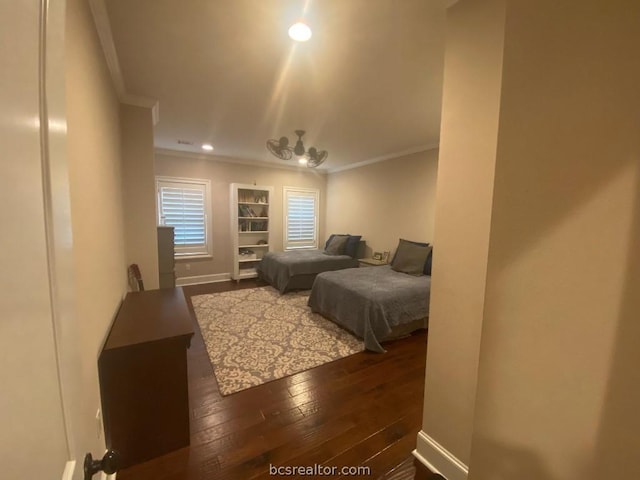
[
  {"x1": 157, "y1": 177, "x2": 212, "y2": 256},
  {"x1": 284, "y1": 187, "x2": 319, "y2": 249},
  {"x1": 159, "y1": 187, "x2": 205, "y2": 244}
]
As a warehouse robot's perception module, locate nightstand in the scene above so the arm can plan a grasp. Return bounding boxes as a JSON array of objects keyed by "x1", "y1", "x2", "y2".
[{"x1": 359, "y1": 258, "x2": 389, "y2": 267}]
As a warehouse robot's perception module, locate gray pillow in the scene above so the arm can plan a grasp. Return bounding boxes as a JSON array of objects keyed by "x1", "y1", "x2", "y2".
[
  {"x1": 324, "y1": 234, "x2": 349, "y2": 255},
  {"x1": 391, "y1": 239, "x2": 432, "y2": 276}
]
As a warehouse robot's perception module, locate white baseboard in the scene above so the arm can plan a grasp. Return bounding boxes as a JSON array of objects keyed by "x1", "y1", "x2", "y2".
[
  {"x1": 414, "y1": 431, "x2": 469, "y2": 480},
  {"x1": 62, "y1": 461, "x2": 75, "y2": 480},
  {"x1": 176, "y1": 272, "x2": 231, "y2": 286}
]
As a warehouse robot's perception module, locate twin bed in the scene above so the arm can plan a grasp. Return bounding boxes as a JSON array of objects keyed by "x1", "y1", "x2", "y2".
[
  {"x1": 256, "y1": 237, "x2": 432, "y2": 352},
  {"x1": 308, "y1": 265, "x2": 430, "y2": 352},
  {"x1": 257, "y1": 249, "x2": 359, "y2": 293}
]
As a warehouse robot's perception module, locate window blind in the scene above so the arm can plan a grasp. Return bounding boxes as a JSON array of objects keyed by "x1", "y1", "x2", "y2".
[
  {"x1": 284, "y1": 188, "x2": 318, "y2": 249},
  {"x1": 157, "y1": 178, "x2": 211, "y2": 256}
]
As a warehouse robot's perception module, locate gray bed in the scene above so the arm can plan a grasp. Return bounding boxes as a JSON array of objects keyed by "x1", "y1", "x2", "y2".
[
  {"x1": 257, "y1": 249, "x2": 360, "y2": 293},
  {"x1": 308, "y1": 265, "x2": 430, "y2": 352}
]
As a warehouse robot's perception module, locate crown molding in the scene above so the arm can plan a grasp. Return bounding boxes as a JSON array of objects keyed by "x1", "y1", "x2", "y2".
[
  {"x1": 88, "y1": 0, "x2": 159, "y2": 125},
  {"x1": 151, "y1": 102, "x2": 159, "y2": 126},
  {"x1": 121, "y1": 94, "x2": 160, "y2": 125},
  {"x1": 155, "y1": 144, "x2": 440, "y2": 176},
  {"x1": 88, "y1": 0, "x2": 125, "y2": 97},
  {"x1": 121, "y1": 94, "x2": 155, "y2": 108},
  {"x1": 327, "y1": 142, "x2": 439, "y2": 174},
  {"x1": 154, "y1": 148, "x2": 328, "y2": 174}
]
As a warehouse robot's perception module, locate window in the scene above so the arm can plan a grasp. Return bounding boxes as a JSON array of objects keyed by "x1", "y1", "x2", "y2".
[
  {"x1": 156, "y1": 176, "x2": 212, "y2": 257},
  {"x1": 283, "y1": 186, "x2": 319, "y2": 250}
]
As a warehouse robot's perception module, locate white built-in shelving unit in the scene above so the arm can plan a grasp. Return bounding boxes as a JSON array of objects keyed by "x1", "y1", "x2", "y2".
[{"x1": 230, "y1": 183, "x2": 273, "y2": 281}]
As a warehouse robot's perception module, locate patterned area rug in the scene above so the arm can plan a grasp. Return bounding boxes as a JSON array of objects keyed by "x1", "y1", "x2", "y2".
[{"x1": 191, "y1": 286, "x2": 364, "y2": 395}]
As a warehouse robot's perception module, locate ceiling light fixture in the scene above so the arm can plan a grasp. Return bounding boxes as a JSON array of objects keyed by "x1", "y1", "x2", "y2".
[
  {"x1": 288, "y1": 22, "x2": 312, "y2": 42},
  {"x1": 201, "y1": 144, "x2": 214, "y2": 151},
  {"x1": 266, "y1": 130, "x2": 328, "y2": 168}
]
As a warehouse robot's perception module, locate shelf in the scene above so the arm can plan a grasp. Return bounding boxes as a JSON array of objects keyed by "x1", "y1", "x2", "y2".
[
  {"x1": 237, "y1": 268, "x2": 257, "y2": 278},
  {"x1": 232, "y1": 183, "x2": 272, "y2": 282}
]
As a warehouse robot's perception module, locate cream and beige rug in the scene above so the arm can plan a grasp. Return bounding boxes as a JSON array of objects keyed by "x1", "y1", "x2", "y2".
[{"x1": 191, "y1": 286, "x2": 364, "y2": 395}]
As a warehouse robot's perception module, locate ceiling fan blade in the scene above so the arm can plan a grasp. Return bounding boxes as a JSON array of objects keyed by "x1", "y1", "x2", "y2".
[
  {"x1": 308, "y1": 150, "x2": 327, "y2": 167},
  {"x1": 266, "y1": 139, "x2": 292, "y2": 160}
]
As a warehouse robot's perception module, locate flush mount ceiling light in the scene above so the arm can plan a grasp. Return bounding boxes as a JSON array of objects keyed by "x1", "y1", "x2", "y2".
[
  {"x1": 288, "y1": 22, "x2": 312, "y2": 42},
  {"x1": 201, "y1": 144, "x2": 214, "y2": 151},
  {"x1": 266, "y1": 130, "x2": 328, "y2": 168}
]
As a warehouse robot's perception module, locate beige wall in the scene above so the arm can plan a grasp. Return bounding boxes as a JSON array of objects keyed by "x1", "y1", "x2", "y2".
[
  {"x1": 64, "y1": 0, "x2": 129, "y2": 469},
  {"x1": 326, "y1": 150, "x2": 439, "y2": 256},
  {"x1": 417, "y1": 1, "x2": 640, "y2": 479},
  {"x1": 155, "y1": 153, "x2": 327, "y2": 279},
  {"x1": 121, "y1": 104, "x2": 159, "y2": 289},
  {"x1": 0, "y1": 2, "x2": 69, "y2": 478},
  {"x1": 0, "y1": 0, "x2": 128, "y2": 477},
  {"x1": 470, "y1": 1, "x2": 640, "y2": 479},
  {"x1": 417, "y1": 0, "x2": 506, "y2": 471}
]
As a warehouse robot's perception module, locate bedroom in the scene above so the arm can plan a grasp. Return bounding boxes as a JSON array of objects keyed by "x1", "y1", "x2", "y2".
[
  {"x1": 152, "y1": 148, "x2": 438, "y2": 289},
  {"x1": 3, "y1": 1, "x2": 640, "y2": 480}
]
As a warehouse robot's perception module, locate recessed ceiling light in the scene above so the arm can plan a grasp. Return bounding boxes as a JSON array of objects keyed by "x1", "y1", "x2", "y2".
[
  {"x1": 288, "y1": 22, "x2": 312, "y2": 42},
  {"x1": 202, "y1": 144, "x2": 214, "y2": 151}
]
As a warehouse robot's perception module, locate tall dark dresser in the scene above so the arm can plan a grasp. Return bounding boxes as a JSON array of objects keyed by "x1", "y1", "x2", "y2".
[{"x1": 157, "y1": 226, "x2": 175, "y2": 288}]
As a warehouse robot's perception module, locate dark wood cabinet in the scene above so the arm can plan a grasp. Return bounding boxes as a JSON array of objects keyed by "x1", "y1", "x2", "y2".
[
  {"x1": 157, "y1": 226, "x2": 176, "y2": 288},
  {"x1": 99, "y1": 288, "x2": 194, "y2": 469}
]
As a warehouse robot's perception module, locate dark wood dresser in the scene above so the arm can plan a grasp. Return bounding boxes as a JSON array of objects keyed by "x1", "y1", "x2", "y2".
[{"x1": 98, "y1": 287, "x2": 194, "y2": 469}]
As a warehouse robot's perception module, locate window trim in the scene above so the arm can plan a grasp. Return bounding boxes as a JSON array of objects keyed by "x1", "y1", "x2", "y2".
[
  {"x1": 283, "y1": 186, "x2": 319, "y2": 250},
  {"x1": 156, "y1": 176, "x2": 212, "y2": 259}
]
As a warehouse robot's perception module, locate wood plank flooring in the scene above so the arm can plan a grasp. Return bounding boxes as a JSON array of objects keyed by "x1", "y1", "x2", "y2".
[{"x1": 117, "y1": 280, "x2": 434, "y2": 479}]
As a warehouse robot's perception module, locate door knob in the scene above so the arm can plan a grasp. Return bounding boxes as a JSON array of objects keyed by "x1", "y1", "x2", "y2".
[{"x1": 83, "y1": 450, "x2": 119, "y2": 480}]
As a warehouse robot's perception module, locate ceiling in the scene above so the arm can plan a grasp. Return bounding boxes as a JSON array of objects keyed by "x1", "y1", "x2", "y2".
[{"x1": 104, "y1": 0, "x2": 445, "y2": 171}]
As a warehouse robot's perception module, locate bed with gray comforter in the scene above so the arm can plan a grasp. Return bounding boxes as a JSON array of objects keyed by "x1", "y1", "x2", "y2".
[
  {"x1": 308, "y1": 265, "x2": 430, "y2": 352},
  {"x1": 257, "y1": 249, "x2": 359, "y2": 293}
]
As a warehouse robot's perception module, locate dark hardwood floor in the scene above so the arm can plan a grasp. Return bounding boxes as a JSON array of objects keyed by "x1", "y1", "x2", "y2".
[{"x1": 117, "y1": 280, "x2": 434, "y2": 479}]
